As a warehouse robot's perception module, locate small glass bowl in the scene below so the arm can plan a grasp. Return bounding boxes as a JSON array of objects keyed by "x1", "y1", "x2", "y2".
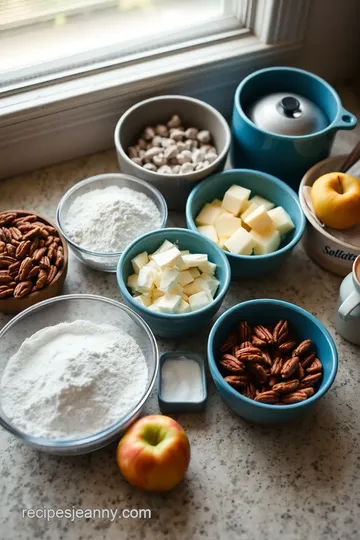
[
  {"x1": 56, "y1": 173, "x2": 168, "y2": 272},
  {"x1": 0, "y1": 294, "x2": 159, "y2": 455}
]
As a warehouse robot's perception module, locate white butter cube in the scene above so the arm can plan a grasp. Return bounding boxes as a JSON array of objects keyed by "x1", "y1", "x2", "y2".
[
  {"x1": 214, "y1": 213, "x2": 241, "y2": 237},
  {"x1": 183, "y1": 278, "x2": 211, "y2": 297},
  {"x1": 152, "y1": 246, "x2": 181, "y2": 268},
  {"x1": 137, "y1": 266, "x2": 155, "y2": 293},
  {"x1": 243, "y1": 205, "x2": 273, "y2": 233},
  {"x1": 221, "y1": 185, "x2": 251, "y2": 215},
  {"x1": 150, "y1": 240, "x2": 174, "y2": 259},
  {"x1": 189, "y1": 291, "x2": 213, "y2": 311},
  {"x1": 147, "y1": 298, "x2": 163, "y2": 312},
  {"x1": 169, "y1": 285, "x2": 184, "y2": 296},
  {"x1": 268, "y1": 207, "x2": 295, "y2": 235},
  {"x1": 211, "y1": 199, "x2": 222, "y2": 207},
  {"x1": 157, "y1": 293, "x2": 182, "y2": 314},
  {"x1": 198, "y1": 260, "x2": 216, "y2": 275},
  {"x1": 250, "y1": 228, "x2": 281, "y2": 255},
  {"x1": 225, "y1": 228, "x2": 254, "y2": 255},
  {"x1": 127, "y1": 273, "x2": 139, "y2": 290},
  {"x1": 197, "y1": 225, "x2": 218, "y2": 244},
  {"x1": 218, "y1": 236, "x2": 230, "y2": 249},
  {"x1": 180, "y1": 250, "x2": 190, "y2": 256},
  {"x1": 241, "y1": 203, "x2": 258, "y2": 221},
  {"x1": 249, "y1": 195, "x2": 275, "y2": 211},
  {"x1": 131, "y1": 251, "x2": 149, "y2": 274},
  {"x1": 159, "y1": 269, "x2": 179, "y2": 292},
  {"x1": 133, "y1": 295, "x2": 152, "y2": 308},
  {"x1": 195, "y1": 203, "x2": 223, "y2": 225},
  {"x1": 200, "y1": 274, "x2": 219, "y2": 296},
  {"x1": 189, "y1": 267, "x2": 201, "y2": 279},
  {"x1": 178, "y1": 270, "x2": 194, "y2": 287},
  {"x1": 178, "y1": 299, "x2": 191, "y2": 314},
  {"x1": 181, "y1": 253, "x2": 208, "y2": 268}
]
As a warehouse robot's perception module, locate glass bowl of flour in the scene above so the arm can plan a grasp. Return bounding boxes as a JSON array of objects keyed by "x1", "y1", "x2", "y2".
[
  {"x1": 56, "y1": 173, "x2": 168, "y2": 272},
  {"x1": 0, "y1": 294, "x2": 158, "y2": 454}
]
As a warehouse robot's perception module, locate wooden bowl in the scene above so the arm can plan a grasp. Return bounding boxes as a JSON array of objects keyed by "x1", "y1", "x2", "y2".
[{"x1": 0, "y1": 211, "x2": 68, "y2": 314}]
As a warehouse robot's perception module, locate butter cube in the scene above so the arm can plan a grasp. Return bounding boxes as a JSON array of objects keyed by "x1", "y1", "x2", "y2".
[
  {"x1": 147, "y1": 298, "x2": 163, "y2": 312},
  {"x1": 195, "y1": 203, "x2": 223, "y2": 225},
  {"x1": 268, "y1": 207, "x2": 295, "y2": 235},
  {"x1": 127, "y1": 273, "x2": 139, "y2": 290},
  {"x1": 169, "y1": 285, "x2": 184, "y2": 296},
  {"x1": 133, "y1": 295, "x2": 152, "y2": 308},
  {"x1": 189, "y1": 267, "x2": 201, "y2": 279},
  {"x1": 243, "y1": 205, "x2": 273, "y2": 233},
  {"x1": 250, "y1": 228, "x2": 281, "y2": 255},
  {"x1": 152, "y1": 289, "x2": 165, "y2": 299},
  {"x1": 157, "y1": 293, "x2": 182, "y2": 314},
  {"x1": 181, "y1": 253, "x2": 208, "y2": 268},
  {"x1": 178, "y1": 270, "x2": 194, "y2": 287},
  {"x1": 150, "y1": 240, "x2": 174, "y2": 259},
  {"x1": 200, "y1": 274, "x2": 219, "y2": 296},
  {"x1": 221, "y1": 185, "x2": 251, "y2": 215},
  {"x1": 198, "y1": 260, "x2": 216, "y2": 275},
  {"x1": 131, "y1": 251, "x2": 148, "y2": 274},
  {"x1": 159, "y1": 269, "x2": 179, "y2": 292},
  {"x1": 137, "y1": 266, "x2": 155, "y2": 293},
  {"x1": 214, "y1": 213, "x2": 241, "y2": 237},
  {"x1": 249, "y1": 195, "x2": 275, "y2": 211},
  {"x1": 241, "y1": 203, "x2": 258, "y2": 221},
  {"x1": 211, "y1": 199, "x2": 222, "y2": 207},
  {"x1": 183, "y1": 278, "x2": 210, "y2": 297},
  {"x1": 225, "y1": 228, "x2": 254, "y2": 255},
  {"x1": 189, "y1": 291, "x2": 213, "y2": 312},
  {"x1": 218, "y1": 236, "x2": 230, "y2": 249},
  {"x1": 197, "y1": 225, "x2": 218, "y2": 244},
  {"x1": 152, "y1": 246, "x2": 181, "y2": 268},
  {"x1": 178, "y1": 299, "x2": 191, "y2": 314},
  {"x1": 180, "y1": 250, "x2": 190, "y2": 256}
]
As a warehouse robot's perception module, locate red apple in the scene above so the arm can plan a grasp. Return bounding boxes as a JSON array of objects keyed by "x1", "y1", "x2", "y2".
[{"x1": 116, "y1": 415, "x2": 190, "y2": 492}]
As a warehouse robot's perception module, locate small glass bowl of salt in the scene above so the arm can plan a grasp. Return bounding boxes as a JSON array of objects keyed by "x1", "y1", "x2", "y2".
[{"x1": 158, "y1": 352, "x2": 207, "y2": 413}]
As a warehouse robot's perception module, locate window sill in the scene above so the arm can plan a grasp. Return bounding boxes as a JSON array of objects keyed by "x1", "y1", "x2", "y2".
[{"x1": 0, "y1": 34, "x2": 302, "y2": 179}]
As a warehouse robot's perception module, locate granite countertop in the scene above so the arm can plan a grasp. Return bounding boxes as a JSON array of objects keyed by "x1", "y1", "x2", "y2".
[{"x1": 1, "y1": 122, "x2": 360, "y2": 540}]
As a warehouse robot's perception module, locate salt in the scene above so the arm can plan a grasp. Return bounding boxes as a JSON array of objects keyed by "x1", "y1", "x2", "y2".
[{"x1": 161, "y1": 356, "x2": 204, "y2": 402}]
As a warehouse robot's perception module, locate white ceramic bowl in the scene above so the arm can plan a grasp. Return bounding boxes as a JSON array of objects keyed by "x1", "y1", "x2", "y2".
[{"x1": 299, "y1": 155, "x2": 360, "y2": 276}]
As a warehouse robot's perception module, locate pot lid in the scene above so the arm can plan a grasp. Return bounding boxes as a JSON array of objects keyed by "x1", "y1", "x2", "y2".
[{"x1": 247, "y1": 92, "x2": 328, "y2": 136}]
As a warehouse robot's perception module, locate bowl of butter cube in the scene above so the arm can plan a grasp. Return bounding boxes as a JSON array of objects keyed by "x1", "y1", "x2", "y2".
[
  {"x1": 186, "y1": 169, "x2": 306, "y2": 278},
  {"x1": 117, "y1": 228, "x2": 231, "y2": 337}
]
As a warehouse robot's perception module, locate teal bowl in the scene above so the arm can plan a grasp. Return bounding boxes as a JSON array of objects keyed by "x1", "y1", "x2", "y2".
[
  {"x1": 117, "y1": 228, "x2": 231, "y2": 338},
  {"x1": 186, "y1": 169, "x2": 306, "y2": 278},
  {"x1": 208, "y1": 299, "x2": 338, "y2": 424}
]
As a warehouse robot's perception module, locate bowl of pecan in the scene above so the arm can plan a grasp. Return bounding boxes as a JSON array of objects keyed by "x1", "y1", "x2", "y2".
[
  {"x1": 207, "y1": 299, "x2": 338, "y2": 423},
  {"x1": 0, "y1": 211, "x2": 68, "y2": 314}
]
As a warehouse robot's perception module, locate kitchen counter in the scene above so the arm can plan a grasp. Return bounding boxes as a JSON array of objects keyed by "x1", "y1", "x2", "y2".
[{"x1": 1, "y1": 109, "x2": 360, "y2": 540}]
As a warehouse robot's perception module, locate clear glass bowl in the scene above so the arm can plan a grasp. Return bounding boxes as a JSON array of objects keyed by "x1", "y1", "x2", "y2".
[
  {"x1": 56, "y1": 173, "x2": 168, "y2": 272},
  {"x1": 0, "y1": 295, "x2": 159, "y2": 455}
]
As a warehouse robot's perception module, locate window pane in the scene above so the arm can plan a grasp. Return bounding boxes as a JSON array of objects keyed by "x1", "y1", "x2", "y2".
[{"x1": 0, "y1": 0, "x2": 230, "y2": 80}]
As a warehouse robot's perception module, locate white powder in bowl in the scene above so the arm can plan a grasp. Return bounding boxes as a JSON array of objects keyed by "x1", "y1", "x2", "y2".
[
  {"x1": 64, "y1": 185, "x2": 162, "y2": 252},
  {"x1": 0, "y1": 320, "x2": 149, "y2": 440}
]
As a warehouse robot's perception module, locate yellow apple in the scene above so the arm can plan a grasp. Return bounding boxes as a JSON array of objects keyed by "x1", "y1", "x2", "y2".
[
  {"x1": 311, "y1": 172, "x2": 360, "y2": 229},
  {"x1": 116, "y1": 415, "x2": 190, "y2": 492}
]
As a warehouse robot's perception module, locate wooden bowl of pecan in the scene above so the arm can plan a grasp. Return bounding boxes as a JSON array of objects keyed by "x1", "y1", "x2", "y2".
[
  {"x1": 207, "y1": 299, "x2": 338, "y2": 423},
  {"x1": 0, "y1": 211, "x2": 68, "y2": 314}
]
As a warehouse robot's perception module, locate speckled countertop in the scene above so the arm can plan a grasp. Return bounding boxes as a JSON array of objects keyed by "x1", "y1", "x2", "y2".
[{"x1": 1, "y1": 103, "x2": 360, "y2": 540}]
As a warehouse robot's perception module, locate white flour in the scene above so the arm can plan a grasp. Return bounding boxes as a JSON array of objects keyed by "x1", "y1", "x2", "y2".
[
  {"x1": 0, "y1": 320, "x2": 148, "y2": 440},
  {"x1": 65, "y1": 185, "x2": 162, "y2": 252}
]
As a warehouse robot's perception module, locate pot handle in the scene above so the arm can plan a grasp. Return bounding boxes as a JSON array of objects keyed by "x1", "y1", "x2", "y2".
[
  {"x1": 333, "y1": 107, "x2": 357, "y2": 130},
  {"x1": 338, "y1": 290, "x2": 360, "y2": 321}
]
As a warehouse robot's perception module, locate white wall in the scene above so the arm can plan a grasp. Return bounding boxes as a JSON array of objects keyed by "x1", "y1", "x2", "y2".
[{"x1": 299, "y1": 0, "x2": 360, "y2": 82}]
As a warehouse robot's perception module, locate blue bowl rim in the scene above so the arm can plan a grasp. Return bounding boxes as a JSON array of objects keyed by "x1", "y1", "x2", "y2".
[
  {"x1": 117, "y1": 227, "x2": 231, "y2": 319},
  {"x1": 56, "y1": 173, "x2": 168, "y2": 257},
  {"x1": 234, "y1": 66, "x2": 345, "y2": 141},
  {"x1": 207, "y1": 299, "x2": 338, "y2": 410},
  {"x1": 186, "y1": 168, "x2": 306, "y2": 261}
]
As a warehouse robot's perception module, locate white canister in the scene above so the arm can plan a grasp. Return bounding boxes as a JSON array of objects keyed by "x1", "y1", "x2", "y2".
[{"x1": 335, "y1": 256, "x2": 360, "y2": 345}]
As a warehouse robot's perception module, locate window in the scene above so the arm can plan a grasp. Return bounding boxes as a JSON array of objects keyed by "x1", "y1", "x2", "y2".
[{"x1": 1, "y1": 0, "x2": 246, "y2": 92}]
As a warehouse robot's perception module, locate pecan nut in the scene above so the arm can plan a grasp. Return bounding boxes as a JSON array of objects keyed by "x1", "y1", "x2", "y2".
[
  {"x1": 29, "y1": 237, "x2": 39, "y2": 257},
  {"x1": 224, "y1": 375, "x2": 248, "y2": 389},
  {"x1": 55, "y1": 246, "x2": 64, "y2": 268},
  {"x1": 252, "y1": 336, "x2": 267, "y2": 348},
  {"x1": 270, "y1": 357, "x2": 283, "y2": 376},
  {"x1": 278, "y1": 340, "x2": 297, "y2": 355},
  {"x1": 0, "y1": 255, "x2": 16, "y2": 268},
  {"x1": 39, "y1": 256, "x2": 50, "y2": 270},
  {"x1": 272, "y1": 379, "x2": 300, "y2": 394},
  {"x1": 254, "y1": 390, "x2": 279, "y2": 404},
  {"x1": 35, "y1": 268, "x2": 48, "y2": 290},
  {"x1": 239, "y1": 341, "x2": 252, "y2": 349},
  {"x1": 299, "y1": 373, "x2": 322, "y2": 388},
  {"x1": 6, "y1": 243, "x2": 16, "y2": 258},
  {"x1": 254, "y1": 325, "x2": 274, "y2": 344},
  {"x1": 261, "y1": 351, "x2": 272, "y2": 367},
  {"x1": 239, "y1": 321, "x2": 252, "y2": 342},
  {"x1": 281, "y1": 356, "x2": 300, "y2": 379},
  {"x1": 220, "y1": 333, "x2": 238, "y2": 354},
  {"x1": 301, "y1": 352, "x2": 316, "y2": 369},
  {"x1": 22, "y1": 226, "x2": 42, "y2": 240},
  {"x1": 0, "y1": 271, "x2": 12, "y2": 284},
  {"x1": 306, "y1": 358, "x2": 323, "y2": 374},
  {"x1": 27, "y1": 266, "x2": 40, "y2": 280},
  {"x1": 281, "y1": 391, "x2": 308, "y2": 404},
  {"x1": 0, "y1": 212, "x2": 17, "y2": 226},
  {"x1": 9, "y1": 227, "x2": 22, "y2": 241},
  {"x1": 219, "y1": 354, "x2": 245, "y2": 374},
  {"x1": 14, "y1": 281, "x2": 32, "y2": 298},
  {"x1": 273, "y1": 319, "x2": 289, "y2": 344},
  {"x1": 15, "y1": 240, "x2": 31, "y2": 259},
  {"x1": 0, "y1": 285, "x2": 14, "y2": 298},
  {"x1": 18, "y1": 257, "x2": 33, "y2": 281},
  {"x1": 249, "y1": 363, "x2": 268, "y2": 384},
  {"x1": 292, "y1": 339, "x2": 312, "y2": 357},
  {"x1": 46, "y1": 265, "x2": 58, "y2": 285},
  {"x1": 235, "y1": 346, "x2": 263, "y2": 363}
]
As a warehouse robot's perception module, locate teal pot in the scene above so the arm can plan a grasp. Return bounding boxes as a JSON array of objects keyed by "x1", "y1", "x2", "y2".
[
  {"x1": 117, "y1": 228, "x2": 231, "y2": 338},
  {"x1": 231, "y1": 67, "x2": 357, "y2": 189},
  {"x1": 186, "y1": 169, "x2": 305, "y2": 278}
]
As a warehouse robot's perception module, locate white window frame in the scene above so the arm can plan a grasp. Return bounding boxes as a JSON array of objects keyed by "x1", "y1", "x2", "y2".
[{"x1": 0, "y1": 0, "x2": 312, "y2": 179}]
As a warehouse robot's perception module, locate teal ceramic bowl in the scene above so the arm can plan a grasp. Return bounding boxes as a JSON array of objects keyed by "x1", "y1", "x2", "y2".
[
  {"x1": 186, "y1": 169, "x2": 306, "y2": 278},
  {"x1": 117, "y1": 228, "x2": 231, "y2": 338},
  {"x1": 208, "y1": 299, "x2": 338, "y2": 424}
]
